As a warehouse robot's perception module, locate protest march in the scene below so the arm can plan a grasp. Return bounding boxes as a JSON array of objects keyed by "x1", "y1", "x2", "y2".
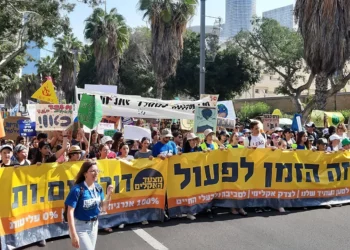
[{"x1": 0, "y1": 80, "x2": 350, "y2": 250}]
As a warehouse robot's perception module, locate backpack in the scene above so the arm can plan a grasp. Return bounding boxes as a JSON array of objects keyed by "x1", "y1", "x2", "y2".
[
  {"x1": 63, "y1": 184, "x2": 102, "y2": 223},
  {"x1": 248, "y1": 133, "x2": 266, "y2": 147}
]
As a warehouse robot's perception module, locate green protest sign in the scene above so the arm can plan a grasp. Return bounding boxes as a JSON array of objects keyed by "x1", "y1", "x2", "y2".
[
  {"x1": 104, "y1": 129, "x2": 117, "y2": 137},
  {"x1": 78, "y1": 94, "x2": 103, "y2": 129}
]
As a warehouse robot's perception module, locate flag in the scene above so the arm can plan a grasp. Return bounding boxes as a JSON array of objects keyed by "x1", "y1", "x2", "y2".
[
  {"x1": 291, "y1": 114, "x2": 303, "y2": 132},
  {"x1": 0, "y1": 112, "x2": 5, "y2": 138}
]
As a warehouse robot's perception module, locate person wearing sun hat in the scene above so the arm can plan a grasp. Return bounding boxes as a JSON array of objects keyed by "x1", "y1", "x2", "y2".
[
  {"x1": 199, "y1": 129, "x2": 219, "y2": 151},
  {"x1": 151, "y1": 129, "x2": 177, "y2": 159},
  {"x1": 327, "y1": 134, "x2": 341, "y2": 152},
  {"x1": 68, "y1": 145, "x2": 82, "y2": 162}
]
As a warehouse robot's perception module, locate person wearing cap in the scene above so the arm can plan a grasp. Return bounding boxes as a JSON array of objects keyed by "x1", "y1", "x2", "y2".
[
  {"x1": 307, "y1": 136, "x2": 316, "y2": 150},
  {"x1": 32, "y1": 130, "x2": 69, "y2": 165},
  {"x1": 13, "y1": 144, "x2": 31, "y2": 166},
  {"x1": 242, "y1": 129, "x2": 251, "y2": 137},
  {"x1": 305, "y1": 122, "x2": 318, "y2": 146},
  {"x1": 316, "y1": 138, "x2": 328, "y2": 151},
  {"x1": 282, "y1": 128, "x2": 295, "y2": 149},
  {"x1": 341, "y1": 138, "x2": 350, "y2": 151},
  {"x1": 327, "y1": 134, "x2": 341, "y2": 152},
  {"x1": 218, "y1": 131, "x2": 229, "y2": 147},
  {"x1": 227, "y1": 132, "x2": 244, "y2": 149},
  {"x1": 100, "y1": 136, "x2": 117, "y2": 159},
  {"x1": 68, "y1": 145, "x2": 82, "y2": 162},
  {"x1": 199, "y1": 129, "x2": 219, "y2": 151},
  {"x1": 0, "y1": 145, "x2": 15, "y2": 167},
  {"x1": 183, "y1": 133, "x2": 200, "y2": 153},
  {"x1": 271, "y1": 133, "x2": 280, "y2": 147},
  {"x1": 152, "y1": 129, "x2": 177, "y2": 159},
  {"x1": 274, "y1": 127, "x2": 284, "y2": 138},
  {"x1": 181, "y1": 132, "x2": 201, "y2": 220}
]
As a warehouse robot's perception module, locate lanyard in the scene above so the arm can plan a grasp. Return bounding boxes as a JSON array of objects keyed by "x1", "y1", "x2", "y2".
[{"x1": 84, "y1": 181, "x2": 98, "y2": 200}]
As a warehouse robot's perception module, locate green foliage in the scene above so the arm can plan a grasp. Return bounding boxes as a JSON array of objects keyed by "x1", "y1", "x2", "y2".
[
  {"x1": 119, "y1": 27, "x2": 156, "y2": 96},
  {"x1": 165, "y1": 31, "x2": 260, "y2": 100},
  {"x1": 84, "y1": 7, "x2": 129, "y2": 85},
  {"x1": 237, "y1": 102, "x2": 271, "y2": 121},
  {"x1": 77, "y1": 45, "x2": 97, "y2": 88}
]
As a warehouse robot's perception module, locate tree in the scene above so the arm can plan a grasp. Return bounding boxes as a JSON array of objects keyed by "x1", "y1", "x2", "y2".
[
  {"x1": 234, "y1": 18, "x2": 315, "y2": 117},
  {"x1": 119, "y1": 27, "x2": 156, "y2": 96},
  {"x1": 84, "y1": 8, "x2": 129, "y2": 86},
  {"x1": 35, "y1": 56, "x2": 60, "y2": 84},
  {"x1": 295, "y1": 0, "x2": 350, "y2": 111},
  {"x1": 54, "y1": 34, "x2": 83, "y2": 103},
  {"x1": 77, "y1": 45, "x2": 97, "y2": 88},
  {"x1": 165, "y1": 31, "x2": 260, "y2": 100},
  {"x1": 0, "y1": 0, "x2": 73, "y2": 71},
  {"x1": 138, "y1": 0, "x2": 198, "y2": 98}
]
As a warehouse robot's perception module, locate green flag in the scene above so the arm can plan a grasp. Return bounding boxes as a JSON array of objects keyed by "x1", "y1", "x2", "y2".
[{"x1": 78, "y1": 94, "x2": 103, "y2": 129}]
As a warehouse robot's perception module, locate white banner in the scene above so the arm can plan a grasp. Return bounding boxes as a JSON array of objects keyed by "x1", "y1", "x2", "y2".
[
  {"x1": 76, "y1": 88, "x2": 213, "y2": 119},
  {"x1": 124, "y1": 125, "x2": 151, "y2": 141}
]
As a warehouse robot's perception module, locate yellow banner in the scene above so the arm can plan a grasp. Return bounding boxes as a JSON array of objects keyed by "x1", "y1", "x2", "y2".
[
  {"x1": 0, "y1": 159, "x2": 167, "y2": 236},
  {"x1": 167, "y1": 149, "x2": 350, "y2": 215}
]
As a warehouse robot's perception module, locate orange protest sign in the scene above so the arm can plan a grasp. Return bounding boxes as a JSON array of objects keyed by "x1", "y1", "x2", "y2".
[
  {"x1": 31, "y1": 79, "x2": 59, "y2": 104},
  {"x1": 0, "y1": 112, "x2": 5, "y2": 138}
]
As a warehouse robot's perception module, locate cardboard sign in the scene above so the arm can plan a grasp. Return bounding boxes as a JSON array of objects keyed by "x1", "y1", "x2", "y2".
[
  {"x1": 263, "y1": 114, "x2": 279, "y2": 131},
  {"x1": 194, "y1": 106, "x2": 218, "y2": 135},
  {"x1": 180, "y1": 119, "x2": 194, "y2": 131},
  {"x1": 31, "y1": 79, "x2": 59, "y2": 104},
  {"x1": 35, "y1": 104, "x2": 74, "y2": 131},
  {"x1": 124, "y1": 125, "x2": 151, "y2": 141},
  {"x1": 217, "y1": 117, "x2": 235, "y2": 129},
  {"x1": 4, "y1": 117, "x2": 30, "y2": 140},
  {"x1": 97, "y1": 123, "x2": 115, "y2": 134}
]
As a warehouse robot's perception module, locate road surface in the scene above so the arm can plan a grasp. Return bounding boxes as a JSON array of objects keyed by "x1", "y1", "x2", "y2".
[{"x1": 22, "y1": 206, "x2": 349, "y2": 250}]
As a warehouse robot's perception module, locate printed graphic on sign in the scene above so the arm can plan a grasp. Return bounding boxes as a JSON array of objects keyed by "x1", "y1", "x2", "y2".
[
  {"x1": 31, "y1": 80, "x2": 59, "y2": 104},
  {"x1": 217, "y1": 101, "x2": 236, "y2": 120},
  {"x1": 35, "y1": 104, "x2": 74, "y2": 131},
  {"x1": 4, "y1": 117, "x2": 30, "y2": 140},
  {"x1": 194, "y1": 106, "x2": 217, "y2": 134}
]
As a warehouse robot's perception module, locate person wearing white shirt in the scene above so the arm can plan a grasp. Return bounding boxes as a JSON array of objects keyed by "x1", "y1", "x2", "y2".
[
  {"x1": 244, "y1": 121, "x2": 267, "y2": 148},
  {"x1": 327, "y1": 134, "x2": 341, "y2": 152}
]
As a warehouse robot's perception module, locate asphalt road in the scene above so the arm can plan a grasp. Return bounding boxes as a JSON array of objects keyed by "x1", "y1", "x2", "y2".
[{"x1": 23, "y1": 206, "x2": 349, "y2": 250}]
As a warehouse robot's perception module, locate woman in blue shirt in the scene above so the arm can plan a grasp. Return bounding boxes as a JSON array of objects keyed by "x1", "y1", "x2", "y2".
[{"x1": 65, "y1": 161, "x2": 113, "y2": 250}]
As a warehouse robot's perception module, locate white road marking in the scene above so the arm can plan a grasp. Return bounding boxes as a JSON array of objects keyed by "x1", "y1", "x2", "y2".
[{"x1": 132, "y1": 228, "x2": 168, "y2": 250}]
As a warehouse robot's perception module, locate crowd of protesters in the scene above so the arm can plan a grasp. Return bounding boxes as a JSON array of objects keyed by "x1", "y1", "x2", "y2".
[{"x1": 0, "y1": 120, "x2": 349, "y2": 248}]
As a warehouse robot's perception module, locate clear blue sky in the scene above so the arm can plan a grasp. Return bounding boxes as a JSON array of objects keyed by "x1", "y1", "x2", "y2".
[{"x1": 68, "y1": 0, "x2": 295, "y2": 43}]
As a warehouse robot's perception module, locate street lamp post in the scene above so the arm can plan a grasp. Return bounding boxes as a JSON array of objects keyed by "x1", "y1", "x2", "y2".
[{"x1": 199, "y1": 0, "x2": 206, "y2": 96}]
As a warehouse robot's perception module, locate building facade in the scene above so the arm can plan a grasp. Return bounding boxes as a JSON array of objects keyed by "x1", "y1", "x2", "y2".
[
  {"x1": 21, "y1": 38, "x2": 54, "y2": 75},
  {"x1": 223, "y1": 0, "x2": 256, "y2": 39},
  {"x1": 262, "y1": 4, "x2": 294, "y2": 29}
]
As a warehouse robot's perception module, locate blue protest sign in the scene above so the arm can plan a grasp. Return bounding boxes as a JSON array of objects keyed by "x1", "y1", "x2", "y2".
[
  {"x1": 291, "y1": 114, "x2": 303, "y2": 132},
  {"x1": 18, "y1": 120, "x2": 36, "y2": 137}
]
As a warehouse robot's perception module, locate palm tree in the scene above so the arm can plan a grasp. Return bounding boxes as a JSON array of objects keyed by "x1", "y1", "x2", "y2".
[
  {"x1": 35, "y1": 56, "x2": 60, "y2": 84},
  {"x1": 138, "y1": 0, "x2": 198, "y2": 98},
  {"x1": 295, "y1": 0, "x2": 350, "y2": 110},
  {"x1": 54, "y1": 34, "x2": 83, "y2": 103},
  {"x1": 84, "y1": 8, "x2": 129, "y2": 86}
]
